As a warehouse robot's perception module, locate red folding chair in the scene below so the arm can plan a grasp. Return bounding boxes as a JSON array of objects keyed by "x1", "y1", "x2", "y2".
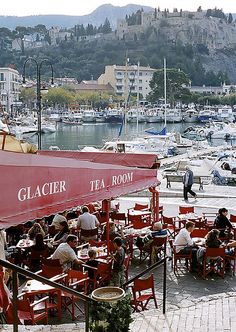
[{"x1": 131, "y1": 274, "x2": 158, "y2": 312}]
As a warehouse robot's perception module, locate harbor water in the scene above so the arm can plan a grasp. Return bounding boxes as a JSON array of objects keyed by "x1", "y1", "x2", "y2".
[{"x1": 28, "y1": 122, "x2": 236, "y2": 150}]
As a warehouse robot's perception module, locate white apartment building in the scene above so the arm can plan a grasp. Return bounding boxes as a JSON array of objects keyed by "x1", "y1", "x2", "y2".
[
  {"x1": 0, "y1": 67, "x2": 21, "y2": 113},
  {"x1": 98, "y1": 64, "x2": 156, "y2": 99}
]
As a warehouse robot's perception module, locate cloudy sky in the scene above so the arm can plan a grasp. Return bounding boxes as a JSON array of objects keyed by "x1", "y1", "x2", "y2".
[{"x1": 1, "y1": 1, "x2": 235, "y2": 16}]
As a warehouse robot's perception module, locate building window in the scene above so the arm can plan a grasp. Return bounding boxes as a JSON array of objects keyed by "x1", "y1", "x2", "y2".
[
  {"x1": 139, "y1": 87, "x2": 142, "y2": 91},
  {"x1": 0, "y1": 73, "x2": 4, "y2": 81},
  {"x1": 117, "y1": 79, "x2": 122, "y2": 83},
  {"x1": 117, "y1": 72, "x2": 122, "y2": 76},
  {"x1": 139, "y1": 72, "x2": 142, "y2": 76},
  {"x1": 139, "y1": 79, "x2": 142, "y2": 83}
]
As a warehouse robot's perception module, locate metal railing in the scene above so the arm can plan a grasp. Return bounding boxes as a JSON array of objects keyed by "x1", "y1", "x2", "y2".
[
  {"x1": 123, "y1": 256, "x2": 169, "y2": 314},
  {"x1": 0, "y1": 259, "x2": 95, "y2": 332}
]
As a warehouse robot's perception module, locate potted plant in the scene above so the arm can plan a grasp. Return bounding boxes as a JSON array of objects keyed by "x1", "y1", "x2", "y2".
[{"x1": 89, "y1": 291, "x2": 133, "y2": 332}]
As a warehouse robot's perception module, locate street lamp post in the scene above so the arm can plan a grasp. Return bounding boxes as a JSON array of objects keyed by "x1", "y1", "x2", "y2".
[{"x1": 22, "y1": 58, "x2": 54, "y2": 150}]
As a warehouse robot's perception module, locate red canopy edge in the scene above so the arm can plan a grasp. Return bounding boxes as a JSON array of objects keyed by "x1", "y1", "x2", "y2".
[
  {"x1": 38, "y1": 150, "x2": 160, "y2": 169},
  {"x1": 0, "y1": 150, "x2": 159, "y2": 227}
]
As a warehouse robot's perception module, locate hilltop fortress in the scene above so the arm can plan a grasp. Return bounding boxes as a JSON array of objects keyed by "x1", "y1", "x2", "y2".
[{"x1": 116, "y1": 9, "x2": 236, "y2": 50}]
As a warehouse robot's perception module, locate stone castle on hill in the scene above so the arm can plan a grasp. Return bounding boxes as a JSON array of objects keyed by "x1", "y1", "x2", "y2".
[{"x1": 116, "y1": 9, "x2": 236, "y2": 50}]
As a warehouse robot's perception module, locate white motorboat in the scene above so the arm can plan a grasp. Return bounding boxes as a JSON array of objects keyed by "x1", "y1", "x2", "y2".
[
  {"x1": 165, "y1": 108, "x2": 182, "y2": 123},
  {"x1": 205, "y1": 122, "x2": 236, "y2": 140},
  {"x1": 198, "y1": 107, "x2": 217, "y2": 123},
  {"x1": 127, "y1": 108, "x2": 146, "y2": 123},
  {"x1": 82, "y1": 110, "x2": 97, "y2": 123},
  {"x1": 183, "y1": 109, "x2": 198, "y2": 123},
  {"x1": 216, "y1": 105, "x2": 234, "y2": 122},
  {"x1": 145, "y1": 108, "x2": 164, "y2": 123},
  {"x1": 105, "y1": 108, "x2": 123, "y2": 123}
]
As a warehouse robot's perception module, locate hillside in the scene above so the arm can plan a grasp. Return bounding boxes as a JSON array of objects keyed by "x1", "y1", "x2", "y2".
[{"x1": 0, "y1": 4, "x2": 153, "y2": 29}]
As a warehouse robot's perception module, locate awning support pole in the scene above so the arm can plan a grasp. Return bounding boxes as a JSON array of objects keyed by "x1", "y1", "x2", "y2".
[
  {"x1": 102, "y1": 199, "x2": 110, "y2": 253},
  {"x1": 149, "y1": 187, "x2": 159, "y2": 223}
]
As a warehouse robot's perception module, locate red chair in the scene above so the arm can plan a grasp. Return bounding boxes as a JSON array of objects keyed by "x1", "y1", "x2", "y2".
[
  {"x1": 79, "y1": 228, "x2": 98, "y2": 242},
  {"x1": 173, "y1": 245, "x2": 192, "y2": 274},
  {"x1": 110, "y1": 212, "x2": 128, "y2": 226},
  {"x1": 163, "y1": 216, "x2": 181, "y2": 239},
  {"x1": 179, "y1": 206, "x2": 195, "y2": 214},
  {"x1": 61, "y1": 269, "x2": 89, "y2": 320},
  {"x1": 191, "y1": 229, "x2": 208, "y2": 239},
  {"x1": 229, "y1": 214, "x2": 236, "y2": 239},
  {"x1": 199, "y1": 247, "x2": 225, "y2": 279},
  {"x1": 37, "y1": 259, "x2": 63, "y2": 278},
  {"x1": 133, "y1": 203, "x2": 149, "y2": 211},
  {"x1": 128, "y1": 214, "x2": 152, "y2": 229},
  {"x1": 131, "y1": 274, "x2": 158, "y2": 312},
  {"x1": 139, "y1": 236, "x2": 167, "y2": 264},
  {"x1": 90, "y1": 261, "x2": 112, "y2": 289},
  {"x1": 24, "y1": 247, "x2": 50, "y2": 272},
  {"x1": 0, "y1": 271, "x2": 49, "y2": 325}
]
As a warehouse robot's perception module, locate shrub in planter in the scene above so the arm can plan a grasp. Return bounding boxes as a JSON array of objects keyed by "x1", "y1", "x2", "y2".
[{"x1": 89, "y1": 294, "x2": 133, "y2": 332}]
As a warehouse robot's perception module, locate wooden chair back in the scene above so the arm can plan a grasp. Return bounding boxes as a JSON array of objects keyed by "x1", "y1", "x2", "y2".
[
  {"x1": 191, "y1": 229, "x2": 208, "y2": 238},
  {"x1": 179, "y1": 205, "x2": 195, "y2": 214}
]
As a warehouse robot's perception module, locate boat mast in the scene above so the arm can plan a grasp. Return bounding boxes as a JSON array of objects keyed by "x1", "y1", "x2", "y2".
[
  {"x1": 164, "y1": 58, "x2": 167, "y2": 128},
  {"x1": 136, "y1": 61, "x2": 140, "y2": 133},
  {"x1": 124, "y1": 56, "x2": 129, "y2": 136}
]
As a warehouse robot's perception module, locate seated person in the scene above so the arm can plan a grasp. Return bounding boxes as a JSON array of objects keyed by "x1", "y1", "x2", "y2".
[
  {"x1": 214, "y1": 208, "x2": 233, "y2": 238},
  {"x1": 28, "y1": 220, "x2": 46, "y2": 240},
  {"x1": 51, "y1": 235, "x2": 83, "y2": 271},
  {"x1": 85, "y1": 249, "x2": 98, "y2": 279},
  {"x1": 77, "y1": 206, "x2": 100, "y2": 240},
  {"x1": 136, "y1": 222, "x2": 167, "y2": 264},
  {"x1": 51, "y1": 220, "x2": 69, "y2": 246},
  {"x1": 101, "y1": 221, "x2": 124, "y2": 241},
  {"x1": 197, "y1": 229, "x2": 236, "y2": 264},
  {"x1": 51, "y1": 211, "x2": 68, "y2": 231},
  {"x1": 174, "y1": 221, "x2": 199, "y2": 270},
  {"x1": 136, "y1": 222, "x2": 167, "y2": 249},
  {"x1": 25, "y1": 233, "x2": 49, "y2": 271}
]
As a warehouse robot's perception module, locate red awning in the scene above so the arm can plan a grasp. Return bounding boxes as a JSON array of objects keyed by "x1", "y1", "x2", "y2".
[
  {"x1": 38, "y1": 150, "x2": 159, "y2": 169},
  {"x1": 0, "y1": 150, "x2": 159, "y2": 228}
]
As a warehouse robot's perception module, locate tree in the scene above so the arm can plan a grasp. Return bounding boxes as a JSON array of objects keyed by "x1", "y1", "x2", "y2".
[
  {"x1": 101, "y1": 18, "x2": 112, "y2": 34},
  {"x1": 42, "y1": 87, "x2": 74, "y2": 107},
  {"x1": 228, "y1": 13, "x2": 233, "y2": 24},
  {"x1": 148, "y1": 68, "x2": 190, "y2": 106}
]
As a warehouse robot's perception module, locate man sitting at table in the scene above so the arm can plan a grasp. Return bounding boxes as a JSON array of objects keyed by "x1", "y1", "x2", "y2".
[
  {"x1": 77, "y1": 206, "x2": 100, "y2": 240},
  {"x1": 136, "y1": 222, "x2": 167, "y2": 263},
  {"x1": 51, "y1": 235, "x2": 83, "y2": 271},
  {"x1": 51, "y1": 211, "x2": 68, "y2": 231},
  {"x1": 174, "y1": 221, "x2": 199, "y2": 271}
]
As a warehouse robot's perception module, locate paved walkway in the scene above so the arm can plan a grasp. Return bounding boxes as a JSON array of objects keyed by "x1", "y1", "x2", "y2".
[{"x1": 130, "y1": 292, "x2": 236, "y2": 332}]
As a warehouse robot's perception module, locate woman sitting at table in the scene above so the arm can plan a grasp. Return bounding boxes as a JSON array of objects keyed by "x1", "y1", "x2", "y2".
[
  {"x1": 28, "y1": 219, "x2": 46, "y2": 240},
  {"x1": 101, "y1": 221, "x2": 125, "y2": 241},
  {"x1": 197, "y1": 229, "x2": 236, "y2": 264},
  {"x1": 51, "y1": 220, "x2": 69, "y2": 246},
  {"x1": 25, "y1": 233, "x2": 49, "y2": 271}
]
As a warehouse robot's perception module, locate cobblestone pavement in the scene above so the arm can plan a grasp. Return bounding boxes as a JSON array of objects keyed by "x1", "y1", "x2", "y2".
[{"x1": 130, "y1": 292, "x2": 236, "y2": 332}]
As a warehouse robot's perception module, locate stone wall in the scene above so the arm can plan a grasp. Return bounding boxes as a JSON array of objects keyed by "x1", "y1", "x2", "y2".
[{"x1": 116, "y1": 10, "x2": 236, "y2": 50}]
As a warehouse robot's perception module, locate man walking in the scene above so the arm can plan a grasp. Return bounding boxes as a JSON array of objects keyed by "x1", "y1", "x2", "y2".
[{"x1": 183, "y1": 165, "x2": 197, "y2": 202}]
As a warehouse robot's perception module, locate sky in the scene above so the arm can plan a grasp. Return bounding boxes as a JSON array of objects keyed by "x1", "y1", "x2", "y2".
[{"x1": 1, "y1": 1, "x2": 236, "y2": 16}]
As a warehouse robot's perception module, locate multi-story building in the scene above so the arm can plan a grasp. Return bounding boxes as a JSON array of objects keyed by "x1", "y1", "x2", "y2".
[
  {"x1": 0, "y1": 67, "x2": 21, "y2": 113},
  {"x1": 98, "y1": 64, "x2": 156, "y2": 99}
]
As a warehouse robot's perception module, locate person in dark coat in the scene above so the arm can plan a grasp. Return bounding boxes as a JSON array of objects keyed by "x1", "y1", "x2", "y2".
[
  {"x1": 214, "y1": 208, "x2": 233, "y2": 237},
  {"x1": 183, "y1": 165, "x2": 197, "y2": 202}
]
